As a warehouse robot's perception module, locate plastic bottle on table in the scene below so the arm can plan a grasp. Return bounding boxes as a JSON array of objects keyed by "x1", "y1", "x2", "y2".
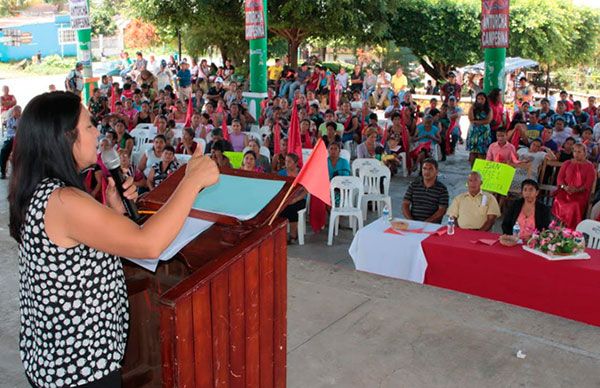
[
  {"x1": 447, "y1": 217, "x2": 455, "y2": 235},
  {"x1": 512, "y1": 223, "x2": 521, "y2": 239},
  {"x1": 382, "y1": 205, "x2": 392, "y2": 222}
]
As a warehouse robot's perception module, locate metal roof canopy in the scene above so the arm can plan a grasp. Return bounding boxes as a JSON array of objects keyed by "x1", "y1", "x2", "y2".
[{"x1": 459, "y1": 57, "x2": 539, "y2": 74}]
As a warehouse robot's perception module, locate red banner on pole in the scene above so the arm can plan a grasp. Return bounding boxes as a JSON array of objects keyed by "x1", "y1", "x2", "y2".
[
  {"x1": 245, "y1": 0, "x2": 265, "y2": 40},
  {"x1": 481, "y1": 0, "x2": 510, "y2": 48}
]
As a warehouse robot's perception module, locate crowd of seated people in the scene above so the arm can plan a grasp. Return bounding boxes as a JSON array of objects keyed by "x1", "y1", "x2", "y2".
[{"x1": 75, "y1": 50, "x2": 600, "y2": 241}]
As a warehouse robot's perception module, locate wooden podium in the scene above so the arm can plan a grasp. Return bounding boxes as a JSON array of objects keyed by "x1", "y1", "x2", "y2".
[{"x1": 121, "y1": 168, "x2": 297, "y2": 387}]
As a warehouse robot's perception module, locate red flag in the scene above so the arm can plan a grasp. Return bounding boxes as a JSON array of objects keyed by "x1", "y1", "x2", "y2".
[
  {"x1": 184, "y1": 97, "x2": 193, "y2": 127},
  {"x1": 400, "y1": 109, "x2": 412, "y2": 170},
  {"x1": 329, "y1": 74, "x2": 337, "y2": 111},
  {"x1": 274, "y1": 122, "x2": 281, "y2": 155},
  {"x1": 292, "y1": 138, "x2": 331, "y2": 206},
  {"x1": 303, "y1": 131, "x2": 312, "y2": 148},
  {"x1": 590, "y1": 113, "x2": 595, "y2": 128},
  {"x1": 110, "y1": 85, "x2": 116, "y2": 114},
  {"x1": 288, "y1": 99, "x2": 303, "y2": 167},
  {"x1": 221, "y1": 115, "x2": 230, "y2": 142},
  {"x1": 510, "y1": 127, "x2": 521, "y2": 148},
  {"x1": 381, "y1": 122, "x2": 388, "y2": 144}
]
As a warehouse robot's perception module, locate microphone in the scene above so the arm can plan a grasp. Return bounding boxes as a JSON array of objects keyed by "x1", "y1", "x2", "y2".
[{"x1": 101, "y1": 149, "x2": 142, "y2": 222}]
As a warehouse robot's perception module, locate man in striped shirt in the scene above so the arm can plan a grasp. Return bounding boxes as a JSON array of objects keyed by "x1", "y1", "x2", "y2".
[{"x1": 402, "y1": 158, "x2": 449, "y2": 223}]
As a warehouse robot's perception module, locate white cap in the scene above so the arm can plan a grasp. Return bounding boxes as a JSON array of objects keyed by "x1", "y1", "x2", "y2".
[{"x1": 215, "y1": 77, "x2": 224, "y2": 83}]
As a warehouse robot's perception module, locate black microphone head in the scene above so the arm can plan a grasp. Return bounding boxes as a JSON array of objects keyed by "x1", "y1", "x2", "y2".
[{"x1": 101, "y1": 148, "x2": 121, "y2": 170}]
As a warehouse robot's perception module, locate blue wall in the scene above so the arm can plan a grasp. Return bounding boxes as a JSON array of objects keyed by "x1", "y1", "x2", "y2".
[{"x1": 0, "y1": 15, "x2": 77, "y2": 62}]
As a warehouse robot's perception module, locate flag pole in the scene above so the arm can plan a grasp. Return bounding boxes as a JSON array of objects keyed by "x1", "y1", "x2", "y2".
[{"x1": 268, "y1": 182, "x2": 297, "y2": 226}]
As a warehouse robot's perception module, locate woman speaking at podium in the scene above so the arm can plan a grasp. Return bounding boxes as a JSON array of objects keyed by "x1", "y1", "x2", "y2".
[{"x1": 9, "y1": 91, "x2": 219, "y2": 387}]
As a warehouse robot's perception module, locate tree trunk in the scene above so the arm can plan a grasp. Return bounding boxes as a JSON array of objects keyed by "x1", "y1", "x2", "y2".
[
  {"x1": 545, "y1": 63, "x2": 550, "y2": 98},
  {"x1": 288, "y1": 39, "x2": 300, "y2": 68},
  {"x1": 419, "y1": 58, "x2": 445, "y2": 81}
]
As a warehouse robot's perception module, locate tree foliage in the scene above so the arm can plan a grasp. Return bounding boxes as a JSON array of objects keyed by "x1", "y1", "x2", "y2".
[
  {"x1": 388, "y1": 0, "x2": 482, "y2": 80},
  {"x1": 509, "y1": 0, "x2": 600, "y2": 68},
  {"x1": 123, "y1": 18, "x2": 159, "y2": 49},
  {"x1": 127, "y1": 0, "x2": 394, "y2": 67},
  {"x1": 90, "y1": 0, "x2": 119, "y2": 37},
  {"x1": 389, "y1": 0, "x2": 600, "y2": 80}
]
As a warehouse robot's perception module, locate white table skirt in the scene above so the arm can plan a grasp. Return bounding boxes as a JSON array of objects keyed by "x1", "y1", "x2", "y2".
[{"x1": 348, "y1": 218, "x2": 441, "y2": 283}]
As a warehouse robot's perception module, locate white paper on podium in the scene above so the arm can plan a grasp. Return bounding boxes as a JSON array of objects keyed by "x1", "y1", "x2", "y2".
[{"x1": 124, "y1": 217, "x2": 214, "y2": 272}]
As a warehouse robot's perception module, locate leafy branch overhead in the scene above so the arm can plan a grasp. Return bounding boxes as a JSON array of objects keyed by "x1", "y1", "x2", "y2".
[{"x1": 126, "y1": 0, "x2": 599, "y2": 75}]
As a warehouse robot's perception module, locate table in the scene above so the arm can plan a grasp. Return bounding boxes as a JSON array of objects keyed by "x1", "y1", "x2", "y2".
[
  {"x1": 348, "y1": 218, "x2": 441, "y2": 283},
  {"x1": 422, "y1": 228, "x2": 600, "y2": 326}
]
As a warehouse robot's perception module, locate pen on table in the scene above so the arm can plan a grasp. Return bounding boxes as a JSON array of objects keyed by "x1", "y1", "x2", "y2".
[{"x1": 138, "y1": 210, "x2": 157, "y2": 215}]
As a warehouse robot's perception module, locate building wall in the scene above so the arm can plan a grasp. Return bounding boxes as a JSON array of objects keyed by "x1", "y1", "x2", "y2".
[{"x1": 0, "y1": 15, "x2": 77, "y2": 62}]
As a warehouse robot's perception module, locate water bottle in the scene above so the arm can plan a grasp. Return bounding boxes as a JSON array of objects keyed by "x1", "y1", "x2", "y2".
[
  {"x1": 382, "y1": 205, "x2": 392, "y2": 222},
  {"x1": 512, "y1": 223, "x2": 521, "y2": 239},
  {"x1": 447, "y1": 217, "x2": 455, "y2": 235}
]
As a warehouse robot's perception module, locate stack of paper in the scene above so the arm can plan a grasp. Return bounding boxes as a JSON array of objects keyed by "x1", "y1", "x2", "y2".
[{"x1": 124, "y1": 217, "x2": 214, "y2": 272}]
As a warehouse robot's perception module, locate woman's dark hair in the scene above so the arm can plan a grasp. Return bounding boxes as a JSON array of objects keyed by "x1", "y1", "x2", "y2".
[
  {"x1": 488, "y1": 88, "x2": 502, "y2": 105},
  {"x1": 183, "y1": 127, "x2": 195, "y2": 138},
  {"x1": 346, "y1": 116, "x2": 359, "y2": 130},
  {"x1": 163, "y1": 145, "x2": 175, "y2": 154},
  {"x1": 521, "y1": 179, "x2": 539, "y2": 191},
  {"x1": 244, "y1": 150, "x2": 257, "y2": 160},
  {"x1": 9, "y1": 92, "x2": 84, "y2": 242},
  {"x1": 473, "y1": 92, "x2": 490, "y2": 117},
  {"x1": 286, "y1": 153, "x2": 299, "y2": 166}
]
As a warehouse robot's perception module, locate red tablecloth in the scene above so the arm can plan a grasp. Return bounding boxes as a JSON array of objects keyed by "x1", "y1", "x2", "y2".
[{"x1": 421, "y1": 228, "x2": 600, "y2": 326}]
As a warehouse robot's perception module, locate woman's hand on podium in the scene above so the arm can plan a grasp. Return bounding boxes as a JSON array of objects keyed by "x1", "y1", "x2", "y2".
[{"x1": 185, "y1": 143, "x2": 219, "y2": 191}]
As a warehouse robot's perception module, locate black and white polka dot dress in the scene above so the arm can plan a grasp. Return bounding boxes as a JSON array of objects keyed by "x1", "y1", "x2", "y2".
[{"x1": 18, "y1": 178, "x2": 129, "y2": 387}]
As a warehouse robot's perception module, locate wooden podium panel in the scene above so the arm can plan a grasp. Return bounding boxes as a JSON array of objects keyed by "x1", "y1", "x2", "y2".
[{"x1": 121, "y1": 168, "x2": 294, "y2": 387}]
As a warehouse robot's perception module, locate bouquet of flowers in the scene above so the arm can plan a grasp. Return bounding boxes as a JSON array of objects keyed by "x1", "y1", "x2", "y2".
[{"x1": 526, "y1": 221, "x2": 585, "y2": 256}]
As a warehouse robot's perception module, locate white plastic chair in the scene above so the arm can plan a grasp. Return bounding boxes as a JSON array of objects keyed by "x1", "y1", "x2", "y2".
[
  {"x1": 328, "y1": 176, "x2": 363, "y2": 246},
  {"x1": 576, "y1": 220, "x2": 600, "y2": 249},
  {"x1": 340, "y1": 149, "x2": 351, "y2": 163},
  {"x1": 194, "y1": 138, "x2": 207, "y2": 154},
  {"x1": 133, "y1": 133, "x2": 153, "y2": 153},
  {"x1": 352, "y1": 158, "x2": 381, "y2": 177},
  {"x1": 246, "y1": 131, "x2": 263, "y2": 145},
  {"x1": 296, "y1": 194, "x2": 311, "y2": 245},
  {"x1": 359, "y1": 164, "x2": 392, "y2": 220}
]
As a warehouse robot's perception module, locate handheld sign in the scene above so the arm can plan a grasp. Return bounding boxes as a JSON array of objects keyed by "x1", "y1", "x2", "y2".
[
  {"x1": 224, "y1": 151, "x2": 244, "y2": 169},
  {"x1": 472, "y1": 159, "x2": 515, "y2": 195}
]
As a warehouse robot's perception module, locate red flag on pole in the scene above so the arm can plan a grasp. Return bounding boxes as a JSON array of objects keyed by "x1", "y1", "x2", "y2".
[
  {"x1": 511, "y1": 126, "x2": 521, "y2": 148},
  {"x1": 221, "y1": 118, "x2": 230, "y2": 141},
  {"x1": 184, "y1": 97, "x2": 193, "y2": 127},
  {"x1": 329, "y1": 74, "x2": 337, "y2": 111},
  {"x1": 292, "y1": 138, "x2": 331, "y2": 206},
  {"x1": 110, "y1": 85, "x2": 116, "y2": 114},
  {"x1": 288, "y1": 99, "x2": 303, "y2": 167},
  {"x1": 400, "y1": 109, "x2": 412, "y2": 171}
]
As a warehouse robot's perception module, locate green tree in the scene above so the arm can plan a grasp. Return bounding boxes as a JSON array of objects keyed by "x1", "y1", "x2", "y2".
[
  {"x1": 268, "y1": 0, "x2": 394, "y2": 67},
  {"x1": 510, "y1": 0, "x2": 600, "y2": 68},
  {"x1": 0, "y1": 0, "x2": 31, "y2": 16},
  {"x1": 388, "y1": 0, "x2": 481, "y2": 80},
  {"x1": 90, "y1": 0, "x2": 118, "y2": 37}
]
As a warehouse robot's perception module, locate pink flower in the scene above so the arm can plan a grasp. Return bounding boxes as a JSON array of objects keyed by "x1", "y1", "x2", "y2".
[
  {"x1": 562, "y1": 229, "x2": 572, "y2": 238},
  {"x1": 573, "y1": 231, "x2": 583, "y2": 238},
  {"x1": 549, "y1": 220, "x2": 558, "y2": 229}
]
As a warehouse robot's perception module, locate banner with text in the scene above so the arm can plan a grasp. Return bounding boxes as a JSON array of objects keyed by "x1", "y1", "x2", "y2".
[
  {"x1": 481, "y1": 0, "x2": 510, "y2": 48},
  {"x1": 245, "y1": 0, "x2": 265, "y2": 40},
  {"x1": 472, "y1": 159, "x2": 515, "y2": 195},
  {"x1": 69, "y1": 0, "x2": 91, "y2": 30}
]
